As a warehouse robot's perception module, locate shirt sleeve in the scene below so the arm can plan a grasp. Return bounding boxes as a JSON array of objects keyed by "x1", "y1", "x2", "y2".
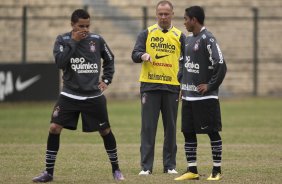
[
  {"x1": 131, "y1": 30, "x2": 148, "y2": 63},
  {"x1": 53, "y1": 35, "x2": 77, "y2": 69},
  {"x1": 206, "y1": 37, "x2": 227, "y2": 92},
  {"x1": 100, "y1": 36, "x2": 115, "y2": 84}
]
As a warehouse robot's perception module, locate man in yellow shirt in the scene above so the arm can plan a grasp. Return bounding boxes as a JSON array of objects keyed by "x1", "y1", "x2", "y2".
[{"x1": 132, "y1": 0, "x2": 185, "y2": 175}]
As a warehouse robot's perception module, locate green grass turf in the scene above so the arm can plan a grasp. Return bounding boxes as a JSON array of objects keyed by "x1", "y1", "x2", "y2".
[{"x1": 0, "y1": 97, "x2": 282, "y2": 183}]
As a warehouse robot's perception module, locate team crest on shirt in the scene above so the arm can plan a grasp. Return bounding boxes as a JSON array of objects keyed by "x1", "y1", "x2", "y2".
[
  {"x1": 59, "y1": 45, "x2": 64, "y2": 52},
  {"x1": 193, "y1": 39, "x2": 201, "y2": 51},
  {"x1": 52, "y1": 106, "x2": 60, "y2": 118},
  {"x1": 89, "y1": 41, "x2": 96, "y2": 52}
]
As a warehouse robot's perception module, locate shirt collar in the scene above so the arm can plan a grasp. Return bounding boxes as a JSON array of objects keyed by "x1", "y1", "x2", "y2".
[
  {"x1": 157, "y1": 24, "x2": 172, "y2": 32},
  {"x1": 200, "y1": 26, "x2": 206, "y2": 32}
]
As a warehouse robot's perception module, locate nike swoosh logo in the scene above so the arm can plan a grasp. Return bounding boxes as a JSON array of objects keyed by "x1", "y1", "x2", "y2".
[
  {"x1": 155, "y1": 54, "x2": 169, "y2": 59},
  {"x1": 201, "y1": 126, "x2": 208, "y2": 130},
  {"x1": 99, "y1": 122, "x2": 106, "y2": 126},
  {"x1": 15, "y1": 75, "x2": 41, "y2": 92}
]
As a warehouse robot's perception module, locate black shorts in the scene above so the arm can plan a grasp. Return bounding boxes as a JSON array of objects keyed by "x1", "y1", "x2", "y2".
[
  {"x1": 181, "y1": 99, "x2": 222, "y2": 134},
  {"x1": 50, "y1": 95, "x2": 110, "y2": 132}
]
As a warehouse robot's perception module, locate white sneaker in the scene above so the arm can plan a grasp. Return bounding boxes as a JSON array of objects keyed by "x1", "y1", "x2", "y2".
[
  {"x1": 138, "y1": 170, "x2": 151, "y2": 176},
  {"x1": 167, "y1": 169, "x2": 178, "y2": 174}
]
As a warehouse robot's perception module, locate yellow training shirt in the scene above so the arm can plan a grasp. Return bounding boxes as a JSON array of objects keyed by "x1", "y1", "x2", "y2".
[{"x1": 139, "y1": 24, "x2": 182, "y2": 85}]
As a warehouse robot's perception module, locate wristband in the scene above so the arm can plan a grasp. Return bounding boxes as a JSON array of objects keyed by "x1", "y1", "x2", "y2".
[{"x1": 103, "y1": 79, "x2": 110, "y2": 85}]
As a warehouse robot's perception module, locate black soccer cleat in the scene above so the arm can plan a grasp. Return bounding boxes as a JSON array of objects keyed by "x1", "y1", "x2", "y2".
[
  {"x1": 113, "y1": 169, "x2": 125, "y2": 181},
  {"x1": 32, "y1": 171, "x2": 53, "y2": 183}
]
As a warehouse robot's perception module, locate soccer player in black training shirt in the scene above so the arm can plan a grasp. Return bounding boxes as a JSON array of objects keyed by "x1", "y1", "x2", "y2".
[
  {"x1": 174, "y1": 6, "x2": 227, "y2": 181},
  {"x1": 32, "y1": 9, "x2": 124, "y2": 182}
]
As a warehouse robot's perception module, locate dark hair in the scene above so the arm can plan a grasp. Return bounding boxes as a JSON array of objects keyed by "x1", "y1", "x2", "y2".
[
  {"x1": 156, "y1": 0, "x2": 173, "y2": 10},
  {"x1": 185, "y1": 6, "x2": 205, "y2": 25},
  {"x1": 71, "y1": 9, "x2": 90, "y2": 23}
]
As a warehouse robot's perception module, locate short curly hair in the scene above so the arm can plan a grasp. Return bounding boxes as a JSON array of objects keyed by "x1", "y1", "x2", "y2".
[{"x1": 71, "y1": 9, "x2": 90, "y2": 23}]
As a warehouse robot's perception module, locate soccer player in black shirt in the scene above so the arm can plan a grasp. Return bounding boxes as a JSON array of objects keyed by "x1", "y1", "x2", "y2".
[
  {"x1": 175, "y1": 6, "x2": 227, "y2": 181},
  {"x1": 32, "y1": 9, "x2": 124, "y2": 182}
]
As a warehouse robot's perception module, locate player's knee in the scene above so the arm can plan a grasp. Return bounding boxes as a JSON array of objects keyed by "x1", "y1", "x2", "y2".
[
  {"x1": 49, "y1": 123, "x2": 62, "y2": 134},
  {"x1": 99, "y1": 128, "x2": 111, "y2": 136}
]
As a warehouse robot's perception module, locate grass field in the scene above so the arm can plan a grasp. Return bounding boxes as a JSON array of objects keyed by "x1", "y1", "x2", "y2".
[{"x1": 0, "y1": 97, "x2": 282, "y2": 184}]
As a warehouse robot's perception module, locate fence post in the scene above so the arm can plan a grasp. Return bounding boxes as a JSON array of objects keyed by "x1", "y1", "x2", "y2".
[
  {"x1": 22, "y1": 5, "x2": 27, "y2": 64},
  {"x1": 252, "y1": 7, "x2": 259, "y2": 96},
  {"x1": 142, "y1": 6, "x2": 148, "y2": 30}
]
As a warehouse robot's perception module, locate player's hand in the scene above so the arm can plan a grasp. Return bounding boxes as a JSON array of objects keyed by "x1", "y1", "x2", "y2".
[
  {"x1": 98, "y1": 81, "x2": 108, "y2": 92},
  {"x1": 141, "y1": 53, "x2": 152, "y2": 63},
  {"x1": 72, "y1": 29, "x2": 88, "y2": 41},
  {"x1": 197, "y1": 84, "x2": 208, "y2": 95}
]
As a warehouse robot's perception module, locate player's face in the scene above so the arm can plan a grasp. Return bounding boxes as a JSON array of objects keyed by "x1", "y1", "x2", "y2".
[
  {"x1": 184, "y1": 14, "x2": 194, "y2": 32},
  {"x1": 71, "y1": 18, "x2": 90, "y2": 34},
  {"x1": 156, "y1": 4, "x2": 174, "y2": 30}
]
